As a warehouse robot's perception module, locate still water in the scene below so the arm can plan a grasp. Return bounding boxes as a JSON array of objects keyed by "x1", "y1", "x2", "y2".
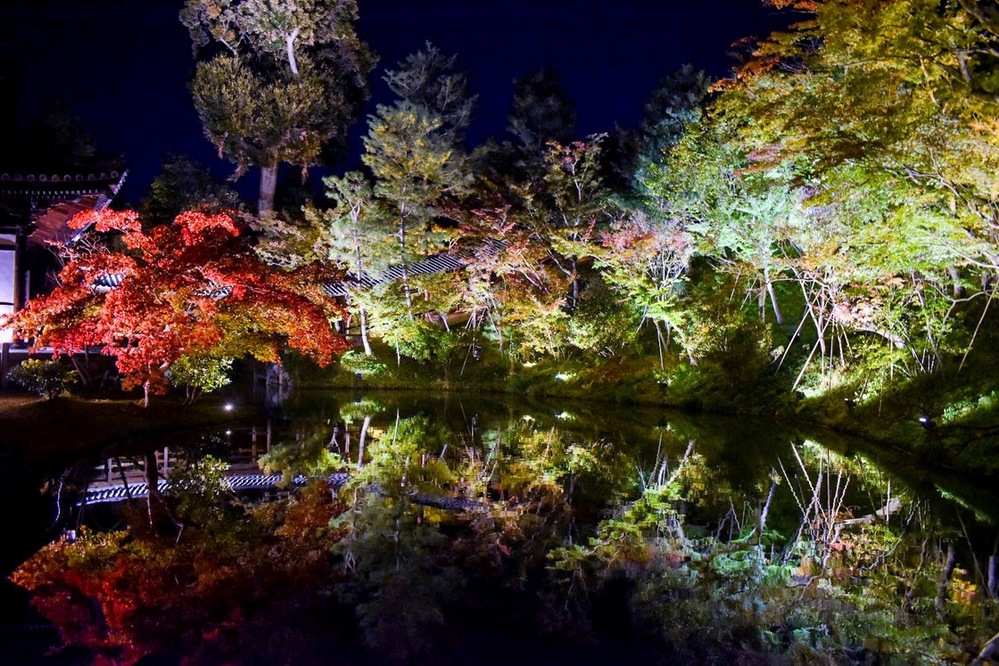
[{"x1": 5, "y1": 389, "x2": 999, "y2": 664}]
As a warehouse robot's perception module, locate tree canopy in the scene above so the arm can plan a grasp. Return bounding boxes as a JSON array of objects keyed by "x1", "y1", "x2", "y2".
[
  {"x1": 181, "y1": 0, "x2": 375, "y2": 214},
  {"x1": 2, "y1": 209, "x2": 349, "y2": 405}
]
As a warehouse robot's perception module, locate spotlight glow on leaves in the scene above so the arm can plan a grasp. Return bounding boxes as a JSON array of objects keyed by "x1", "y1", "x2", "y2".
[{"x1": 1, "y1": 209, "x2": 350, "y2": 405}]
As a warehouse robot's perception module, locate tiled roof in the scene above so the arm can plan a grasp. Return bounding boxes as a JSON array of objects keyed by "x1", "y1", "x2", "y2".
[
  {"x1": 99, "y1": 240, "x2": 510, "y2": 299},
  {"x1": 22, "y1": 172, "x2": 125, "y2": 248},
  {"x1": 321, "y1": 245, "x2": 504, "y2": 298},
  {"x1": 29, "y1": 193, "x2": 104, "y2": 247},
  {"x1": 0, "y1": 169, "x2": 124, "y2": 200}
]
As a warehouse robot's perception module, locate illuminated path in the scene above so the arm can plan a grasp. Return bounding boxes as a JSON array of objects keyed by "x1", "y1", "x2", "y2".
[
  {"x1": 81, "y1": 472, "x2": 351, "y2": 505},
  {"x1": 80, "y1": 471, "x2": 485, "y2": 512}
]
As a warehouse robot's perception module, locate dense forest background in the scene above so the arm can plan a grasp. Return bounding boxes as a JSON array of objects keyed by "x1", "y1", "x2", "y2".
[
  {"x1": 4, "y1": 0, "x2": 999, "y2": 470},
  {"x1": 6, "y1": 3, "x2": 999, "y2": 664}
]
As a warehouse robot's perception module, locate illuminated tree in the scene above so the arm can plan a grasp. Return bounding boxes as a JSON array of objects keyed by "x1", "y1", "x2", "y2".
[
  {"x1": 643, "y1": 121, "x2": 810, "y2": 327},
  {"x1": 362, "y1": 44, "x2": 474, "y2": 309},
  {"x1": 710, "y1": 0, "x2": 996, "y2": 372},
  {"x1": 537, "y1": 137, "x2": 612, "y2": 311},
  {"x1": 352, "y1": 44, "x2": 475, "y2": 363},
  {"x1": 584, "y1": 208, "x2": 696, "y2": 363},
  {"x1": 2, "y1": 209, "x2": 349, "y2": 406},
  {"x1": 181, "y1": 0, "x2": 375, "y2": 214},
  {"x1": 460, "y1": 135, "x2": 619, "y2": 361},
  {"x1": 307, "y1": 171, "x2": 394, "y2": 355}
]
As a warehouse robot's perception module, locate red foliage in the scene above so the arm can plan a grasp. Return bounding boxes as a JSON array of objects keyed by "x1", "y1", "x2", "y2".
[{"x1": 2, "y1": 209, "x2": 350, "y2": 400}]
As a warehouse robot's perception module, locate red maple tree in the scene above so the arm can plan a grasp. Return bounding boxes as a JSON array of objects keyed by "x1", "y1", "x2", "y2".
[{"x1": 2, "y1": 209, "x2": 349, "y2": 405}]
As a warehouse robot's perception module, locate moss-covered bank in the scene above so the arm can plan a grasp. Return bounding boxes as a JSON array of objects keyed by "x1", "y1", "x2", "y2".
[{"x1": 277, "y1": 335, "x2": 999, "y2": 483}]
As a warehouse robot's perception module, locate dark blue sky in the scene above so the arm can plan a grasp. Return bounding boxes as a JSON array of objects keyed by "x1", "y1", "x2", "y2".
[{"x1": 0, "y1": 0, "x2": 786, "y2": 205}]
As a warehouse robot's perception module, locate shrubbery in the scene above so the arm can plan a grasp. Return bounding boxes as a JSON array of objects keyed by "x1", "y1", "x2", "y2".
[{"x1": 7, "y1": 358, "x2": 78, "y2": 399}]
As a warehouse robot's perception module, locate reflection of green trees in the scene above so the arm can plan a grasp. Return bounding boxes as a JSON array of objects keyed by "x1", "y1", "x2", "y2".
[
  {"x1": 169, "y1": 454, "x2": 233, "y2": 529},
  {"x1": 548, "y1": 439, "x2": 996, "y2": 662},
  {"x1": 334, "y1": 415, "x2": 464, "y2": 661},
  {"x1": 334, "y1": 492, "x2": 460, "y2": 661},
  {"x1": 258, "y1": 430, "x2": 346, "y2": 484},
  {"x1": 490, "y1": 420, "x2": 636, "y2": 523},
  {"x1": 14, "y1": 404, "x2": 999, "y2": 663},
  {"x1": 328, "y1": 411, "x2": 643, "y2": 659}
]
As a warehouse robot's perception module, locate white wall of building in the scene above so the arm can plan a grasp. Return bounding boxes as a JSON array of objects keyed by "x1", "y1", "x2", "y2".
[{"x1": 0, "y1": 233, "x2": 16, "y2": 343}]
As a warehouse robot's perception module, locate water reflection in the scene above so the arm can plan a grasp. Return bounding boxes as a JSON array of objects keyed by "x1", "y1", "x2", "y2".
[{"x1": 11, "y1": 390, "x2": 999, "y2": 664}]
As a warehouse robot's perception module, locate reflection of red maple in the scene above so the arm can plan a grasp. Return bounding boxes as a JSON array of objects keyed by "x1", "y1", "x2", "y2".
[
  {"x1": 13, "y1": 484, "x2": 348, "y2": 664},
  {"x1": 2, "y1": 209, "x2": 349, "y2": 405}
]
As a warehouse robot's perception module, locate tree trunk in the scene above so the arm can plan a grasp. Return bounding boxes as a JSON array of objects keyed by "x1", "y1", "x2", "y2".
[
  {"x1": 570, "y1": 256, "x2": 579, "y2": 313},
  {"x1": 949, "y1": 266, "x2": 965, "y2": 298},
  {"x1": 935, "y1": 542, "x2": 957, "y2": 612},
  {"x1": 358, "y1": 415, "x2": 370, "y2": 469},
  {"x1": 259, "y1": 164, "x2": 279, "y2": 215},
  {"x1": 360, "y1": 308, "x2": 373, "y2": 355},
  {"x1": 144, "y1": 452, "x2": 159, "y2": 527},
  {"x1": 354, "y1": 244, "x2": 373, "y2": 355},
  {"x1": 399, "y1": 235, "x2": 413, "y2": 312},
  {"x1": 988, "y1": 554, "x2": 997, "y2": 599},
  {"x1": 972, "y1": 631, "x2": 999, "y2": 666},
  {"x1": 144, "y1": 451, "x2": 185, "y2": 535},
  {"x1": 285, "y1": 29, "x2": 300, "y2": 77},
  {"x1": 765, "y1": 268, "x2": 784, "y2": 324}
]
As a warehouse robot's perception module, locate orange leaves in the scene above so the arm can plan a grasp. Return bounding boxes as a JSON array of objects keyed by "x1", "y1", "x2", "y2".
[
  {"x1": 6, "y1": 208, "x2": 349, "y2": 400},
  {"x1": 175, "y1": 210, "x2": 242, "y2": 245},
  {"x1": 765, "y1": 0, "x2": 817, "y2": 9},
  {"x1": 68, "y1": 208, "x2": 141, "y2": 233}
]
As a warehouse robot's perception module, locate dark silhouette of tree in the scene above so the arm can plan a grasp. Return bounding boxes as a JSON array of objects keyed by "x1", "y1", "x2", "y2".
[{"x1": 140, "y1": 155, "x2": 245, "y2": 227}]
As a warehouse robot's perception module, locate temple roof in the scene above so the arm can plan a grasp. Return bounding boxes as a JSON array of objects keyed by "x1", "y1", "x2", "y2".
[
  {"x1": 0, "y1": 166, "x2": 124, "y2": 202},
  {"x1": 29, "y1": 191, "x2": 113, "y2": 247},
  {"x1": 0, "y1": 163, "x2": 126, "y2": 245}
]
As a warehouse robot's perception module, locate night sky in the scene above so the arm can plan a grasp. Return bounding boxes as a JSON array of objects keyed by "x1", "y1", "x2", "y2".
[{"x1": 0, "y1": 0, "x2": 787, "y2": 205}]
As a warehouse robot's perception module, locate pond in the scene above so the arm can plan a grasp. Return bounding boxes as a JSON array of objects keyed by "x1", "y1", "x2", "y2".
[{"x1": 4, "y1": 389, "x2": 999, "y2": 664}]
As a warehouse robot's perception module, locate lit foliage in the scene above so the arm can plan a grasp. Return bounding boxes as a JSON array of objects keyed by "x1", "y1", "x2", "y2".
[
  {"x1": 167, "y1": 354, "x2": 234, "y2": 403},
  {"x1": 307, "y1": 171, "x2": 394, "y2": 275},
  {"x1": 12, "y1": 409, "x2": 996, "y2": 663},
  {"x1": 181, "y1": 0, "x2": 374, "y2": 212},
  {"x1": 361, "y1": 43, "x2": 473, "y2": 264},
  {"x1": 548, "y1": 440, "x2": 994, "y2": 662},
  {"x1": 5, "y1": 358, "x2": 78, "y2": 399},
  {"x1": 459, "y1": 136, "x2": 622, "y2": 361},
  {"x1": 585, "y1": 208, "x2": 696, "y2": 360},
  {"x1": 1, "y1": 209, "x2": 349, "y2": 404},
  {"x1": 460, "y1": 205, "x2": 575, "y2": 361},
  {"x1": 707, "y1": 0, "x2": 999, "y2": 372},
  {"x1": 303, "y1": 171, "x2": 394, "y2": 355},
  {"x1": 347, "y1": 44, "x2": 474, "y2": 361}
]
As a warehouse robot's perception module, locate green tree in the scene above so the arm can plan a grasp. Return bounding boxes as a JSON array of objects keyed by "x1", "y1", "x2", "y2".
[
  {"x1": 533, "y1": 137, "x2": 614, "y2": 314},
  {"x1": 362, "y1": 43, "x2": 474, "y2": 280},
  {"x1": 181, "y1": 0, "x2": 375, "y2": 214},
  {"x1": 584, "y1": 208, "x2": 696, "y2": 364},
  {"x1": 308, "y1": 171, "x2": 394, "y2": 355},
  {"x1": 358, "y1": 44, "x2": 474, "y2": 362},
  {"x1": 710, "y1": 0, "x2": 993, "y2": 374}
]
